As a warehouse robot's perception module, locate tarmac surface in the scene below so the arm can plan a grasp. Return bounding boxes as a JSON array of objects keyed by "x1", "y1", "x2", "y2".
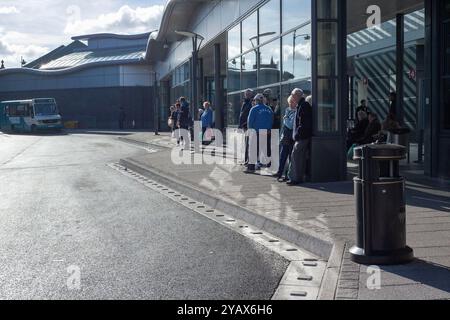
[{"x1": 0, "y1": 131, "x2": 289, "y2": 299}]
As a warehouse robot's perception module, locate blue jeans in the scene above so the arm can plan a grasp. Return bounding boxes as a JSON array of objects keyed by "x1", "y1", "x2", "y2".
[{"x1": 277, "y1": 143, "x2": 294, "y2": 178}]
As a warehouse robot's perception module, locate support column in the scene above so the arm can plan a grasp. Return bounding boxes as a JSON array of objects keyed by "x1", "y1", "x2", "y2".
[
  {"x1": 214, "y1": 43, "x2": 224, "y2": 131},
  {"x1": 310, "y1": 0, "x2": 347, "y2": 183},
  {"x1": 396, "y1": 14, "x2": 405, "y2": 125},
  {"x1": 198, "y1": 58, "x2": 204, "y2": 108},
  {"x1": 424, "y1": 0, "x2": 440, "y2": 177}
]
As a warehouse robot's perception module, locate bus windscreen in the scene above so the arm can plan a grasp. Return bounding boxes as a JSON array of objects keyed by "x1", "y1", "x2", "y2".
[{"x1": 34, "y1": 103, "x2": 58, "y2": 116}]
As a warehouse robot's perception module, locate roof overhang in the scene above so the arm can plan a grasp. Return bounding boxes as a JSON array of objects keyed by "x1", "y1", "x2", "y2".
[
  {"x1": 145, "y1": 0, "x2": 209, "y2": 63},
  {"x1": 0, "y1": 59, "x2": 147, "y2": 77}
]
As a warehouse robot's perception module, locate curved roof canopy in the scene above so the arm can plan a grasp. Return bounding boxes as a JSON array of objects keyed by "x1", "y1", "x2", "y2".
[{"x1": 145, "y1": 0, "x2": 209, "y2": 62}]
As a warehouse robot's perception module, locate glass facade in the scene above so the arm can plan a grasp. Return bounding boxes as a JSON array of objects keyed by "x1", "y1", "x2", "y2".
[
  {"x1": 282, "y1": 0, "x2": 311, "y2": 32},
  {"x1": 259, "y1": 39, "x2": 281, "y2": 86},
  {"x1": 259, "y1": 0, "x2": 280, "y2": 40},
  {"x1": 170, "y1": 61, "x2": 191, "y2": 103},
  {"x1": 315, "y1": 0, "x2": 339, "y2": 133},
  {"x1": 282, "y1": 24, "x2": 311, "y2": 82},
  {"x1": 242, "y1": 11, "x2": 258, "y2": 53},
  {"x1": 226, "y1": 0, "x2": 312, "y2": 126}
]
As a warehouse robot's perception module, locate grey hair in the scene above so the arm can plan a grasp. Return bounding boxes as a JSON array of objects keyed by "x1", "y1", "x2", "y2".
[
  {"x1": 254, "y1": 93, "x2": 264, "y2": 104},
  {"x1": 291, "y1": 88, "x2": 304, "y2": 96},
  {"x1": 305, "y1": 95, "x2": 312, "y2": 105}
]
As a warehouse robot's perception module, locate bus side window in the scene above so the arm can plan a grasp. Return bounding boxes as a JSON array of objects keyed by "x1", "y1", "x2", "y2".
[
  {"x1": 28, "y1": 105, "x2": 34, "y2": 117},
  {"x1": 17, "y1": 105, "x2": 26, "y2": 117},
  {"x1": 8, "y1": 106, "x2": 16, "y2": 116}
]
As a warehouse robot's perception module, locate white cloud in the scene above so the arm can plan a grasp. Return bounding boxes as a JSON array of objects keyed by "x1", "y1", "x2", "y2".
[
  {"x1": 0, "y1": 35, "x2": 48, "y2": 68},
  {"x1": 0, "y1": 6, "x2": 19, "y2": 14},
  {"x1": 0, "y1": 1, "x2": 166, "y2": 68},
  {"x1": 64, "y1": 5, "x2": 164, "y2": 35}
]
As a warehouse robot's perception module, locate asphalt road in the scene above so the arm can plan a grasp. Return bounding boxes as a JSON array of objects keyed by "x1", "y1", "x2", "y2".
[{"x1": 0, "y1": 131, "x2": 288, "y2": 300}]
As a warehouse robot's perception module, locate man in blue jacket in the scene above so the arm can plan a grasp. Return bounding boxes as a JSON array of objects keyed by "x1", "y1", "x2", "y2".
[
  {"x1": 245, "y1": 93, "x2": 274, "y2": 174},
  {"x1": 201, "y1": 101, "x2": 214, "y2": 144},
  {"x1": 287, "y1": 89, "x2": 312, "y2": 185}
]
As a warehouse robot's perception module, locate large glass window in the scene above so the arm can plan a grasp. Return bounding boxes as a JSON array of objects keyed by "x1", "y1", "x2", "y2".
[
  {"x1": 242, "y1": 11, "x2": 258, "y2": 53},
  {"x1": 317, "y1": 22, "x2": 338, "y2": 76},
  {"x1": 172, "y1": 62, "x2": 190, "y2": 87},
  {"x1": 317, "y1": 0, "x2": 337, "y2": 19},
  {"x1": 226, "y1": 0, "x2": 312, "y2": 128},
  {"x1": 259, "y1": 39, "x2": 281, "y2": 86},
  {"x1": 317, "y1": 79, "x2": 338, "y2": 132},
  {"x1": 282, "y1": 24, "x2": 312, "y2": 82},
  {"x1": 259, "y1": 0, "x2": 280, "y2": 42},
  {"x1": 315, "y1": 0, "x2": 339, "y2": 133},
  {"x1": 227, "y1": 93, "x2": 243, "y2": 126},
  {"x1": 241, "y1": 50, "x2": 258, "y2": 89},
  {"x1": 227, "y1": 57, "x2": 241, "y2": 93},
  {"x1": 282, "y1": 0, "x2": 311, "y2": 32},
  {"x1": 228, "y1": 23, "x2": 241, "y2": 60}
]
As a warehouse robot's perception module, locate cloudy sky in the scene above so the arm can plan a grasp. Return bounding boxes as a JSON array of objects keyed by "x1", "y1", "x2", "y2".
[{"x1": 0, "y1": 0, "x2": 165, "y2": 68}]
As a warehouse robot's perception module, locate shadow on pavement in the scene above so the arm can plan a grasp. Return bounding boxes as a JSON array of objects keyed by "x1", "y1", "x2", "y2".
[
  {"x1": 382, "y1": 259, "x2": 450, "y2": 295},
  {"x1": 405, "y1": 185, "x2": 450, "y2": 213}
]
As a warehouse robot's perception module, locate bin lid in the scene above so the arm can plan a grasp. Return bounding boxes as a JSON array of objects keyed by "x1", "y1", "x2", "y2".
[{"x1": 354, "y1": 143, "x2": 406, "y2": 160}]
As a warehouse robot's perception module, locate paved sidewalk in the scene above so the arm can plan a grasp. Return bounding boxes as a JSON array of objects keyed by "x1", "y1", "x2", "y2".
[{"x1": 119, "y1": 132, "x2": 450, "y2": 300}]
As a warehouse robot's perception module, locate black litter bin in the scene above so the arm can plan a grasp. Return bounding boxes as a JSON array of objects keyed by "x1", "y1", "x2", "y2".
[{"x1": 349, "y1": 143, "x2": 414, "y2": 265}]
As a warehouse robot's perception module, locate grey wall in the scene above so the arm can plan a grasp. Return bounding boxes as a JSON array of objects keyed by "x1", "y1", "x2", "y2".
[{"x1": 0, "y1": 87, "x2": 153, "y2": 129}]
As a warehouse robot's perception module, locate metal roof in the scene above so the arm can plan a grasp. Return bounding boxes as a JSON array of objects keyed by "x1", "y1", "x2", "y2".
[
  {"x1": 72, "y1": 32, "x2": 152, "y2": 41},
  {"x1": 39, "y1": 47, "x2": 146, "y2": 70}
]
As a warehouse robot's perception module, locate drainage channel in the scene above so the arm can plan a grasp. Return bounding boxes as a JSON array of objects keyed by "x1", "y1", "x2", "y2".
[{"x1": 108, "y1": 162, "x2": 327, "y2": 300}]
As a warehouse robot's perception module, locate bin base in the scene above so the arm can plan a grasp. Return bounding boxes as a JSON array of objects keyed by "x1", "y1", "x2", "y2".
[{"x1": 349, "y1": 246, "x2": 414, "y2": 265}]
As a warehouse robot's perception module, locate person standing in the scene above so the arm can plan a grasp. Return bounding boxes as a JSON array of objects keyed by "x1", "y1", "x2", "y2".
[
  {"x1": 178, "y1": 97, "x2": 191, "y2": 130},
  {"x1": 177, "y1": 97, "x2": 191, "y2": 146},
  {"x1": 168, "y1": 105, "x2": 176, "y2": 134},
  {"x1": 173, "y1": 103, "x2": 183, "y2": 145},
  {"x1": 244, "y1": 93, "x2": 274, "y2": 174},
  {"x1": 263, "y1": 89, "x2": 281, "y2": 130},
  {"x1": 355, "y1": 99, "x2": 369, "y2": 120},
  {"x1": 274, "y1": 95, "x2": 297, "y2": 182},
  {"x1": 287, "y1": 89, "x2": 313, "y2": 185},
  {"x1": 119, "y1": 107, "x2": 126, "y2": 130},
  {"x1": 201, "y1": 101, "x2": 213, "y2": 144},
  {"x1": 239, "y1": 89, "x2": 255, "y2": 166},
  {"x1": 389, "y1": 92, "x2": 397, "y2": 120}
]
